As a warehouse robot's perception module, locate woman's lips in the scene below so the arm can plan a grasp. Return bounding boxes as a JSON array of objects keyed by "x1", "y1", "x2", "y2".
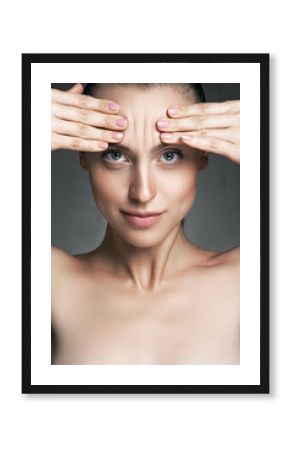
[{"x1": 121, "y1": 211, "x2": 164, "y2": 228}]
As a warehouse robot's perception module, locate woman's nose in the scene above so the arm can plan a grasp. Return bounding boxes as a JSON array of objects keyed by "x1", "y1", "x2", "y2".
[{"x1": 129, "y1": 166, "x2": 157, "y2": 203}]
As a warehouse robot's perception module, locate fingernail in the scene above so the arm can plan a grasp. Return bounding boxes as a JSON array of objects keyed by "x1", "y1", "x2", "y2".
[
  {"x1": 116, "y1": 118, "x2": 127, "y2": 127},
  {"x1": 108, "y1": 102, "x2": 119, "y2": 111},
  {"x1": 157, "y1": 120, "x2": 169, "y2": 128},
  {"x1": 112, "y1": 131, "x2": 123, "y2": 140},
  {"x1": 99, "y1": 142, "x2": 108, "y2": 149},
  {"x1": 168, "y1": 106, "x2": 180, "y2": 116}
]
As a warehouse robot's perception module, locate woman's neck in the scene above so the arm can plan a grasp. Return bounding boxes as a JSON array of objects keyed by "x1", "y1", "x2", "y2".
[{"x1": 96, "y1": 223, "x2": 197, "y2": 293}]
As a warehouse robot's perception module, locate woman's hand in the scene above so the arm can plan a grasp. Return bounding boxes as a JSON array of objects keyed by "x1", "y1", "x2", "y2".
[
  {"x1": 51, "y1": 84, "x2": 128, "y2": 152},
  {"x1": 156, "y1": 100, "x2": 240, "y2": 165}
]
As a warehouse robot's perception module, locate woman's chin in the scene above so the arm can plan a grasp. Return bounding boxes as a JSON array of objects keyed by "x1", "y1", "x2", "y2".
[
  {"x1": 107, "y1": 225, "x2": 169, "y2": 248},
  {"x1": 122, "y1": 232, "x2": 165, "y2": 249}
]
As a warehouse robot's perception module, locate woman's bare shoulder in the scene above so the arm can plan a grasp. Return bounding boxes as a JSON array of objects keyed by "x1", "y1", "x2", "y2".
[
  {"x1": 52, "y1": 245, "x2": 74, "y2": 265},
  {"x1": 51, "y1": 246, "x2": 82, "y2": 279},
  {"x1": 205, "y1": 246, "x2": 240, "y2": 268},
  {"x1": 218, "y1": 246, "x2": 240, "y2": 266},
  {"x1": 51, "y1": 246, "x2": 86, "y2": 303},
  {"x1": 198, "y1": 247, "x2": 240, "y2": 306},
  {"x1": 51, "y1": 246, "x2": 100, "y2": 276}
]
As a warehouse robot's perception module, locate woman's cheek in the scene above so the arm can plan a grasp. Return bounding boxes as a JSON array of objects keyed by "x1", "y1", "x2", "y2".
[
  {"x1": 88, "y1": 167, "x2": 128, "y2": 209},
  {"x1": 160, "y1": 165, "x2": 198, "y2": 206}
]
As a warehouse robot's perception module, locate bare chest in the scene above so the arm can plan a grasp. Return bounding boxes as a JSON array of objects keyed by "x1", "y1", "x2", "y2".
[{"x1": 52, "y1": 270, "x2": 239, "y2": 365}]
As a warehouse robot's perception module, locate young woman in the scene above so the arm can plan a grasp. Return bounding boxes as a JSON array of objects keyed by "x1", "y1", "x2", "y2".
[{"x1": 51, "y1": 83, "x2": 240, "y2": 365}]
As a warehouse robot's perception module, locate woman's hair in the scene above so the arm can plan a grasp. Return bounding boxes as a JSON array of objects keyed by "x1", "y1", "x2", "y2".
[{"x1": 84, "y1": 83, "x2": 206, "y2": 103}]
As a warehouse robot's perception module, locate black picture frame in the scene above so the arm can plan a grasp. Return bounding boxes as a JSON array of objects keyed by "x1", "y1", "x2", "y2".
[{"x1": 22, "y1": 53, "x2": 269, "y2": 394}]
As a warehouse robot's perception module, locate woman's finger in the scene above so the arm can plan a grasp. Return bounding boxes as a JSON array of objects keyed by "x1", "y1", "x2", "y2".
[
  {"x1": 52, "y1": 117, "x2": 124, "y2": 143},
  {"x1": 180, "y1": 134, "x2": 239, "y2": 164},
  {"x1": 157, "y1": 113, "x2": 239, "y2": 132},
  {"x1": 51, "y1": 131, "x2": 109, "y2": 152},
  {"x1": 51, "y1": 88, "x2": 120, "y2": 114},
  {"x1": 67, "y1": 83, "x2": 84, "y2": 94},
  {"x1": 52, "y1": 103, "x2": 127, "y2": 130},
  {"x1": 167, "y1": 99, "x2": 240, "y2": 118},
  {"x1": 161, "y1": 127, "x2": 239, "y2": 144}
]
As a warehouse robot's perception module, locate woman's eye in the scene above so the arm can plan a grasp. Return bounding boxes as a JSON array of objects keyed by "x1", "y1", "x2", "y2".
[
  {"x1": 160, "y1": 150, "x2": 183, "y2": 163},
  {"x1": 102, "y1": 150, "x2": 128, "y2": 163},
  {"x1": 102, "y1": 148, "x2": 183, "y2": 165}
]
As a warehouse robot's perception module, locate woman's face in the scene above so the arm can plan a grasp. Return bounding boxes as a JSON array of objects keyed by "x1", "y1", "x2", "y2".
[{"x1": 84, "y1": 85, "x2": 204, "y2": 248}]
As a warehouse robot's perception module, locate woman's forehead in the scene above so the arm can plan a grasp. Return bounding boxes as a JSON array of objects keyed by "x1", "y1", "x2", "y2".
[
  {"x1": 98, "y1": 84, "x2": 194, "y2": 114},
  {"x1": 97, "y1": 85, "x2": 196, "y2": 151}
]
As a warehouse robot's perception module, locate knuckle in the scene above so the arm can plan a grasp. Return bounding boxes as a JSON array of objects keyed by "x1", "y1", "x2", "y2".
[
  {"x1": 208, "y1": 138, "x2": 219, "y2": 150},
  {"x1": 194, "y1": 115, "x2": 205, "y2": 128},
  {"x1": 105, "y1": 117, "x2": 115, "y2": 129},
  {"x1": 71, "y1": 138, "x2": 82, "y2": 149},
  {"x1": 95, "y1": 130, "x2": 106, "y2": 141},
  {"x1": 198, "y1": 103, "x2": 207, "y2": 113},
  {"x1": 78, "y1": 95, "x2": 88, "y2": 109},
  {"x1": 77, "y1": 123, "x2": 87, "y2": 137},
  {"x1": 79, "y1": 109, "x2": 89, "y2": 123}
]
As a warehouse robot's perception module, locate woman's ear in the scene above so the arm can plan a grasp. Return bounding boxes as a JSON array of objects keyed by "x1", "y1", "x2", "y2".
[
  {"x1": 199, "y1": 152, "x2": 209, "y2": 170},
  {"x1": 79, "y1": 151, "x2": 88, "y2": 170}
]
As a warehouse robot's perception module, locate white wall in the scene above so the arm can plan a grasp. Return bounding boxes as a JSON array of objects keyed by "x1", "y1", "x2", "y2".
[{"x1": 1, "y1": 1, "x2": 287, "y2": 449}]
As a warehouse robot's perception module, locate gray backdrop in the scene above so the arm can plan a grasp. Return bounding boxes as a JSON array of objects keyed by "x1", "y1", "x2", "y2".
[{"x1": 51, "y1": 83, "x2": 240, "y2": 254}]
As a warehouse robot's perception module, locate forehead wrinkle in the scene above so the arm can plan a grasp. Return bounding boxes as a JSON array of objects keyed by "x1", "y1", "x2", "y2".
[
  {"x1": 112, "y1": 86, "x2": 190, "y2": 154},
  {"x1": 121, "y1": 107, "x2": 160, "y2": 156}
]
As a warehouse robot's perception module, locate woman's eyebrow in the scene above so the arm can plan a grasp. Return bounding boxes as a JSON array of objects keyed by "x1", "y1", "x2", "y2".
[{"x1": 107, "y1": 143, "x2": 176, "y2": 153}]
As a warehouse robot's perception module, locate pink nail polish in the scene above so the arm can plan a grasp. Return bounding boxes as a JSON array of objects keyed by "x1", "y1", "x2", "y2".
[
  {"x1": 116, "y1": 118, "x2": 127, "y2": 127},
  {"x1": 99, "y1": 142, "x2": 108, "y2": 149},
  {"x1": 157, "y1": 120, "x2": 169, "y2": 128},
  {"x1": 168, "y1": 107, "x2": 180, "y2": 116},
  {"x1": 108, "y1": 102, "x2": 119, "y2": 111},
  {"x1": 112, "y1": 131, "x2": 123, "y2": 140}
]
